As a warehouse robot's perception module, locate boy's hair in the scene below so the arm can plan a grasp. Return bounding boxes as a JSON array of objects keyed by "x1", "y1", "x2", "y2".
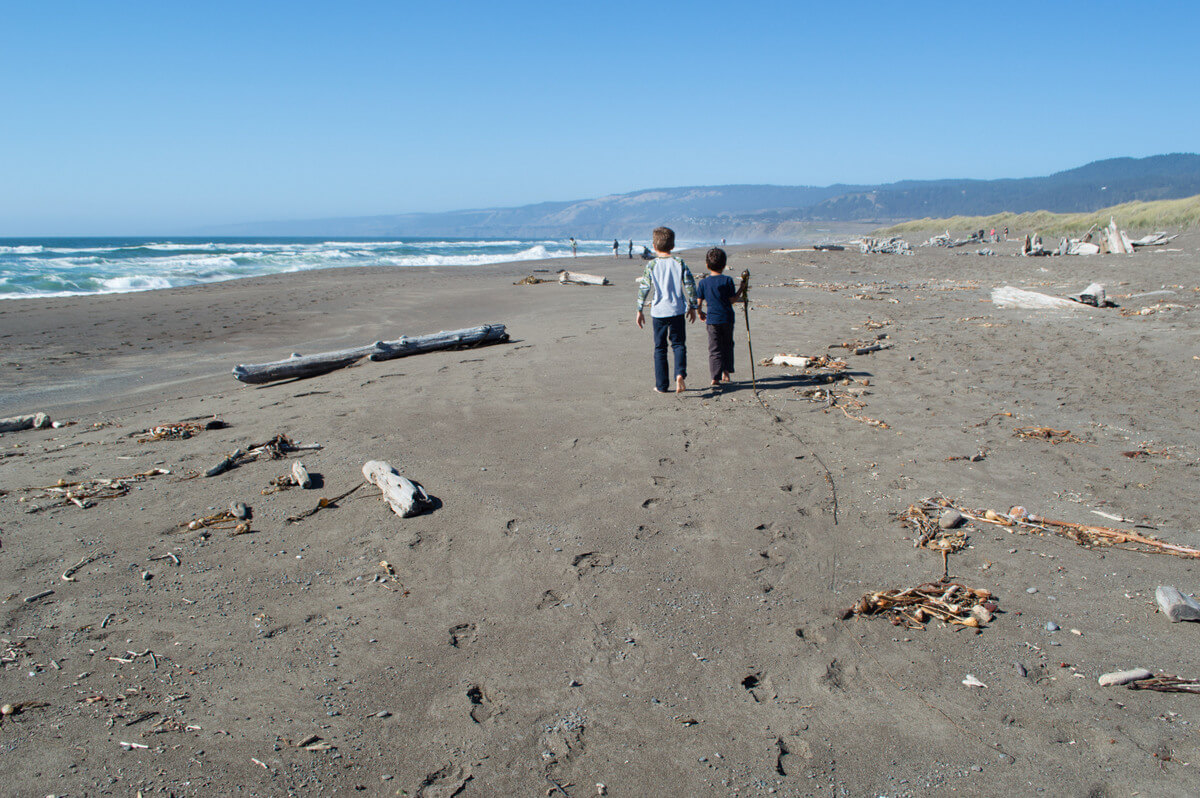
[
  {"x1": 706, "y1": 247, "x2": 727, "y2": 272},
  {"x1": 652, "y1": 227, "x2": 675, "y2": 253}
]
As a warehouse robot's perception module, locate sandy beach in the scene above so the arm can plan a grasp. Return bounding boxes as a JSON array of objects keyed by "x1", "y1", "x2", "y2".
[{"x1": 3, "y1": 237, "x2": 1200, "y2": 797}]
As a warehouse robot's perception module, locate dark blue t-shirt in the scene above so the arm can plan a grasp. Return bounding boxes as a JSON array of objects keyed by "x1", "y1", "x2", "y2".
[{"x1": 696, "y1": 273, "x2": 736, "y2": 325}]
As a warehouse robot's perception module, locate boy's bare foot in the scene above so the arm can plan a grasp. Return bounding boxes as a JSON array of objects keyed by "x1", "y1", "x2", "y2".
[
  {"x1": 675, "y1": 376, "x2": 686, "y2": 393},
  {"x1": 710, "y1": 380, "x2": 720, "y2": 387},
  {"x1": 722, "y1": 373, "x2": 732, "y2": 383}
]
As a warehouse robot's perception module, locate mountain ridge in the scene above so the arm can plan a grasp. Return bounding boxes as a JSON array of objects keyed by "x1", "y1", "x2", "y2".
[{"x1": 200, "y1": 154, "x2": 1200, "y2": 241}]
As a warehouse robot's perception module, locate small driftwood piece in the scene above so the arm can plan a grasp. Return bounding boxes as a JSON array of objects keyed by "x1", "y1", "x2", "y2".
[
  {"x1": 1099, "y1": 668, "x2": 1153, "y2": 686},
  {"x1": 286, "y1": 482, "x2": 364, "y2": 523},
  {"x1": 0, "y1": 412, "x2": 51, "y2": 433},
  {"x1": 291, "y1": 461, "x2": 312, "y2": 488},
  {"x1": 771, "y1": 355, "x2": 811, "y2": 367},
  {"x1": 557, "y1": 270, "x2": 610, "y2": 286},
  {"x1": 232, "y1": 324, "x2": 509, "y2": 383},
  {"x1": 200, "y1": 434, "x2": 321, "y2": 478},
  {"x1": 362, "y1": 460, "x2": 433, "y2": 518},
  {"x1": 1156, "y1": 586, "x2": 1200, "y2": 622},
  {"x1": 1127, "y1": 675, "x2": 1200, "y2": 694}
]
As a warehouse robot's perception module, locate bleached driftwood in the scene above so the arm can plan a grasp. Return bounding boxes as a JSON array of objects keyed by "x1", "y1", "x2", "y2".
[
  {"x1": 1101, "y1": 217, "x2": 1132, "y2": 254},
  {"x1": 1129, "y1": 232, "x2": 1178, "y2": 248},
  {"x1": 362, "y1": 460, "x2": 433, "y2": 518},
  {"x1": 772, "y1": 355, "x2": 812, "y2": 367},
  {"x1": 1068, "y1": 241, "x2": 1101, "y2": 256},
  {"x1": 291, "y1": 460, "x2": 312, "y2": 488},
  {"x1": 1156, "y1": 586, "x2": 1200, "y2": 622},
  {"x1": 369, "y1": 324, "x2": 508, "y2": 362},
  {"x1": 991, "y1": 287, "x2": 1082, "y2": 311},
  {"x1": 857, "y1": 237, "x2": 912, "y2": 255},
  {"x1": 557, "y1": 270, "x2": 610, "y2": 286},
  {"x1": 0, "y1": 412, "x2": 52, "y2": 433},
  {"x1": 1068, "y1": 283, "x2": 1113, "y2": 307},
  {"x1": 232, "y1": 324, "x2": 508, "y2": 384}
]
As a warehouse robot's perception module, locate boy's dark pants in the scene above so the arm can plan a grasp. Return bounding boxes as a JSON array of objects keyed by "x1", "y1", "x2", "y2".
[
  {"x1": 651, "y1": 314, "x2": 687, "y2": 391},
  {"x1": 707, "y1": 322, "x2": 735, "y2": 381}
]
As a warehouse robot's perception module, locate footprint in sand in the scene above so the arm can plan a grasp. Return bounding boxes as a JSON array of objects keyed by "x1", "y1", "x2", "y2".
[
  {"x1": 466, "y1": 684, "x2": 494, "y2": 723},
  {"x1": 537, "y1": 590, "x2": 563, "y2": 610},
  {"x1": 572, "y1": 552, "x2": 613, "y2": 577},
  {"x1": 449, "y1": 622, "x2": 477, "y2": 648}
]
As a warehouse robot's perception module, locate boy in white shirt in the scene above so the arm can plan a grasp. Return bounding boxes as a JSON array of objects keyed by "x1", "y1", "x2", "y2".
[{"x1": 635, "y1": 227, "x2": 698, "y2": 393}]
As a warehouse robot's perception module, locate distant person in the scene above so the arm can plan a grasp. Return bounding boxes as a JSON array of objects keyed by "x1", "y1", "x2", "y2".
[
  {"x1": 628, "y1": 239, "x2": 633, "y2": 259},
  {"x1": 695, "y1": 247, "x2": 744, "y2": 387},
  {"x1": 990, "y1": 227, "x2": 996, "y2": 242},
  {"x1": 1004, "y1": 226, "x2": 1009, "y2": 241},
  {"x1": 613, "y1": 239, "x2": 619, "y2": 257},
  {"x1": 721, "y1": 237, "x2": 726, "y2": 246},
  {"x1": 569, "y1": 237, "x2": 577, "y2": 257},
  {"x1": 635, "y1": 226, "x2": 698, "y2": 394}
]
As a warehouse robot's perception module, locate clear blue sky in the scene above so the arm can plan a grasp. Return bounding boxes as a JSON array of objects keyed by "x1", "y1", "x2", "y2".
[{"x1": 2, "y1": 0, "x2": 1197, "y2": 235}]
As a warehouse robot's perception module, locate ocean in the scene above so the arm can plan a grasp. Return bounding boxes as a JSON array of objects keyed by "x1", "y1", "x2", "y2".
[{"x1": 0, "y1": 237, "x2": 632, "y2": 300}]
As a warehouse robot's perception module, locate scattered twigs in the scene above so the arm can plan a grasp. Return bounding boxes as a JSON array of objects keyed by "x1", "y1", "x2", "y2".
[
  {"x1": 148, "y1": 552, "x2": 180, "y2": 566},
  {"x1": 842, "y1": 579, "x2": 996, "y2": 630},
  {"x1": 932, "y1": 498, "x2": 1200, "y2": 559},
  {"x1": 21, "y1": 469, "x2": 170, "y2": 509},
  {"x1": 178, "y1": 511, "x2": 249, "y2": 536},
  {"x1": 1127, "y1": 675, "x2": 1200, "y2": 694},
  {"x1": 287, "y1": 482, "x2": 365, "y2": 523},
  {"x1": 62, "y1": 552, "x2": 105, "y2": 582},
  {"x1": 791, "y1": 385, "x2": 888, "y2": 428},
  {"x1": 970, "y1": 411, "x2": 1012, "y2": 428},
  {"x1": 1014, "y1": 426, "x2": 1085, "y2": 444},
  {"x1": 198, "y1": 433, "x2": 321, "y2": 478},
  {"x1": 137, "y1": 418, "x2": 227, "y2": 443}
]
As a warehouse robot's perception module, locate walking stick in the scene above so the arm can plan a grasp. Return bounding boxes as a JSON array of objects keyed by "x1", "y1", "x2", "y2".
[{"x1": 738, "y1": 269, "x2": 755, "y2": 388}]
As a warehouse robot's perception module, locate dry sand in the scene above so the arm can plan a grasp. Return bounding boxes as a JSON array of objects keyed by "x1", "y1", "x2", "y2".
[{"x1": 2, "y1": 237, "x2": 1200, "y2": 797}]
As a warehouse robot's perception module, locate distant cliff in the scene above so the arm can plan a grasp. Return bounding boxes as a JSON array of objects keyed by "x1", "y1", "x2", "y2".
[{"x1": 201, "y1": 154, "x2": 1200, "y2": 242}]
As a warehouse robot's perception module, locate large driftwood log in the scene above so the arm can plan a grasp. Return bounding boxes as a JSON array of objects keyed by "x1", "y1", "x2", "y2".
[
  {"x1": 1156, "y1": 586, "x2": 1200, "y2": 622},
  {"x1": 232, "y1": 324, "x2": 508, "y2": 383},
  {"x1": 557, "y1": 270, "x2": 610, "y2": 286},
  {"x1": 0, "y1": 412, "x2": 52, "y2": 433},
  {"x1": 362, "y1": 460, "x2": 433, "y2": 518},
  {"x1": 369, "y1": 324, "x2": 508, "y2": 362}
]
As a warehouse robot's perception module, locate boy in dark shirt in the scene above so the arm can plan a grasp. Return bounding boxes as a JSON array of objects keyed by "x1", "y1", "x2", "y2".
[{"x1": 695, "y1": 247, "x2": 742, "y2": 386}]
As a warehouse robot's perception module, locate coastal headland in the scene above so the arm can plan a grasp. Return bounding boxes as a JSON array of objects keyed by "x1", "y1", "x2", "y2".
[{"x1": 2, "y1": 237, "x2": 1200, "y2": 796}]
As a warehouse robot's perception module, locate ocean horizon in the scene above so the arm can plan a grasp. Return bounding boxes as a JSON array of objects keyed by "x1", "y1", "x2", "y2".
[{"x1": 0, "y1": 236, "x2": 669, "y2": 301}]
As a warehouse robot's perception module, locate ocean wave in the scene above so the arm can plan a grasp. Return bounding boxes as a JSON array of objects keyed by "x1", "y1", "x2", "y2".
[{"x1": 0, "y1": 245, "x2": 44, "y2": 254}]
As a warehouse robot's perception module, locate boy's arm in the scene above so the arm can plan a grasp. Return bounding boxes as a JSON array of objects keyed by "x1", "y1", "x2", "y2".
[
  {"x1": 636, "y1": 261, "x2": 654, "y2": 311},
  {"x1": 681, "y1": 262, "x2": 698, "y2": 322}
]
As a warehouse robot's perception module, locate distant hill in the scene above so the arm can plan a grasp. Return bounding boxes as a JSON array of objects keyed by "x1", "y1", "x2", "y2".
[{"x1": 201, "y1": 154, "x2": 1200, "y2": 241}]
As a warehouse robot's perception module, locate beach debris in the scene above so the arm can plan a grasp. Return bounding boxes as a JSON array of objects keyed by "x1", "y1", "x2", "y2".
[
  {"x1": 1127, "y1": 675, "x2": 1200, "y2": 694},
  {"x1": 61, "y1": 552, "x2": 104, "y2": 582},
  {"x1": 856, "y1": 236, "x2": 912, "y2": 255},
  {"x1": 200, "y1": 433, "x2": 320, "y2": 478},
  {"x1": 291, "y1": 460, "x2": 313, "y2": 489},
  {"x1": 178, "y1": 509, "x2": 248, "y2": 535},
  {"x1": 363, "y1": 460, "x2": 434, "y2": 518},
  {"x1": 1021, "y1": 234, "x2": 1051, "y2": 256},
  {"x1": 19, "y1": 468, "x2": 170, "y2": 509},
  {"x1": 1067, "y1": 283, "x2": 1116, "y2": 307},
  {"x1": 1014, "y1": 426, "x2": 1085, "y2": 444},
  {"x1": 0, "y1": 412, "x2": 52, "y2": 434},
  {"x1": 286, "y1": 482, "x2": 365, "y2": 523},
  {"x1": 1101, "y1": 217, "x2": 1133, "y2": 255},
  {"x1": 829, "y1": 334, "x2": 890, "y2": 355},
  {"x1": 991, "y1": 286, "x2": 1082, "y2": 311},
  {"x1": 230, "y1": 502, "x2": 250, "y2": 520},
  {"x1": 812, "y1": 243, "x2": 845, "y2": 251},
  {"x1": 771, "y1": 355, "x2": 811, "y2": 368},
  {"x1": 1128, "y1": 231, "x2": 1178, "y2": 248},
  {"x1": 24, "y1": 590, "x2": 54, "y2": 603},
  {"x1": 514, "y1": 275, "x2": 552, "y2": 285},
  {"x1": 920, "y1": 497, "x2": 1200, "y2": 559},
  {"x1": 1155, "y1": 586, "x2": 1200, "y2": 622},
  {"x1": 841, "y1": 579, "x2": 996, "y2": 630},
  {"x1": 1099, "y1": 668, "x2": 1153, "y2": 687},
  {"x1": 557, "y1": 270, "x2": 610, "y2": 286},
  {"x1": 232, "y1": 323, "x2": 509, "y2": 384},
  {"x1": 946, "y1": 449, "x2": 987, "y2": 462},
  {"x1": 768, "y1": 353, "x2": 847, "y2": 370},
  {"x1": 137, "y1": 417, "x2": 227, "y2": 442},
  {"x1": 962, "y1": 674, "x2": 988, "y2": 688}
]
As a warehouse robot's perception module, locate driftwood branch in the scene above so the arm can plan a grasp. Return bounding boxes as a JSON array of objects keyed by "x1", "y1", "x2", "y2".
[
  {"x1": 362, "y1": 460, "x2": 434, "y2": 518},
  {"x1": 0, "y1": 412, "x2": 52, "y2": 433},
  {"x1": 231, "y1": 324, "x2": 509, "y2": 384},
  {"x1": 557, "y1": 270, "x2": 610, "y2": 286}
]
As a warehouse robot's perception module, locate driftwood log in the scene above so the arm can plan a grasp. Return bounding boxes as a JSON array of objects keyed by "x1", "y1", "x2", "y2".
[
  {"x1": 557, "y1": 270, "x2": 610, "y2": 286},
  {"x1": 1156, "y1": 586, "x2": 1200, "y2": 622},
  {"x1": 232, "y1": 324, "x2": 508, "y2": 384},
  {"x1": 0, "y1": 412, "x2": 52, "y2": 433},
  {"x1": 362, "y1": 460, "x2": 433, "y2": 518}
]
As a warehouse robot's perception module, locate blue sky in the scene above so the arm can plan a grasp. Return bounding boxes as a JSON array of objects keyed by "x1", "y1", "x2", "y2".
[{"x1": 2, "y1": 0, "x2": 1197, "y2": 234}]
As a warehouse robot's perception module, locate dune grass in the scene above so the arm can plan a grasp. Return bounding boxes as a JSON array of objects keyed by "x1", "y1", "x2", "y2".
[{"x1": 875, "y1": 194, "x2": 1200, "y2": 237}]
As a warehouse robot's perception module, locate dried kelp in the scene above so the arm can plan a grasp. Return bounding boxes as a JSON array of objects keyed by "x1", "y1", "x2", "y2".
[{"x1": 843, "y1": 579, "x2": 996, "y2": 630}]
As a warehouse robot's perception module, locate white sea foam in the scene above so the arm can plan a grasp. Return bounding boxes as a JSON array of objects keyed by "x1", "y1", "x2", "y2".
[{"x1": 0, "y1": 245, "x2": 44, "y2": 254}]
